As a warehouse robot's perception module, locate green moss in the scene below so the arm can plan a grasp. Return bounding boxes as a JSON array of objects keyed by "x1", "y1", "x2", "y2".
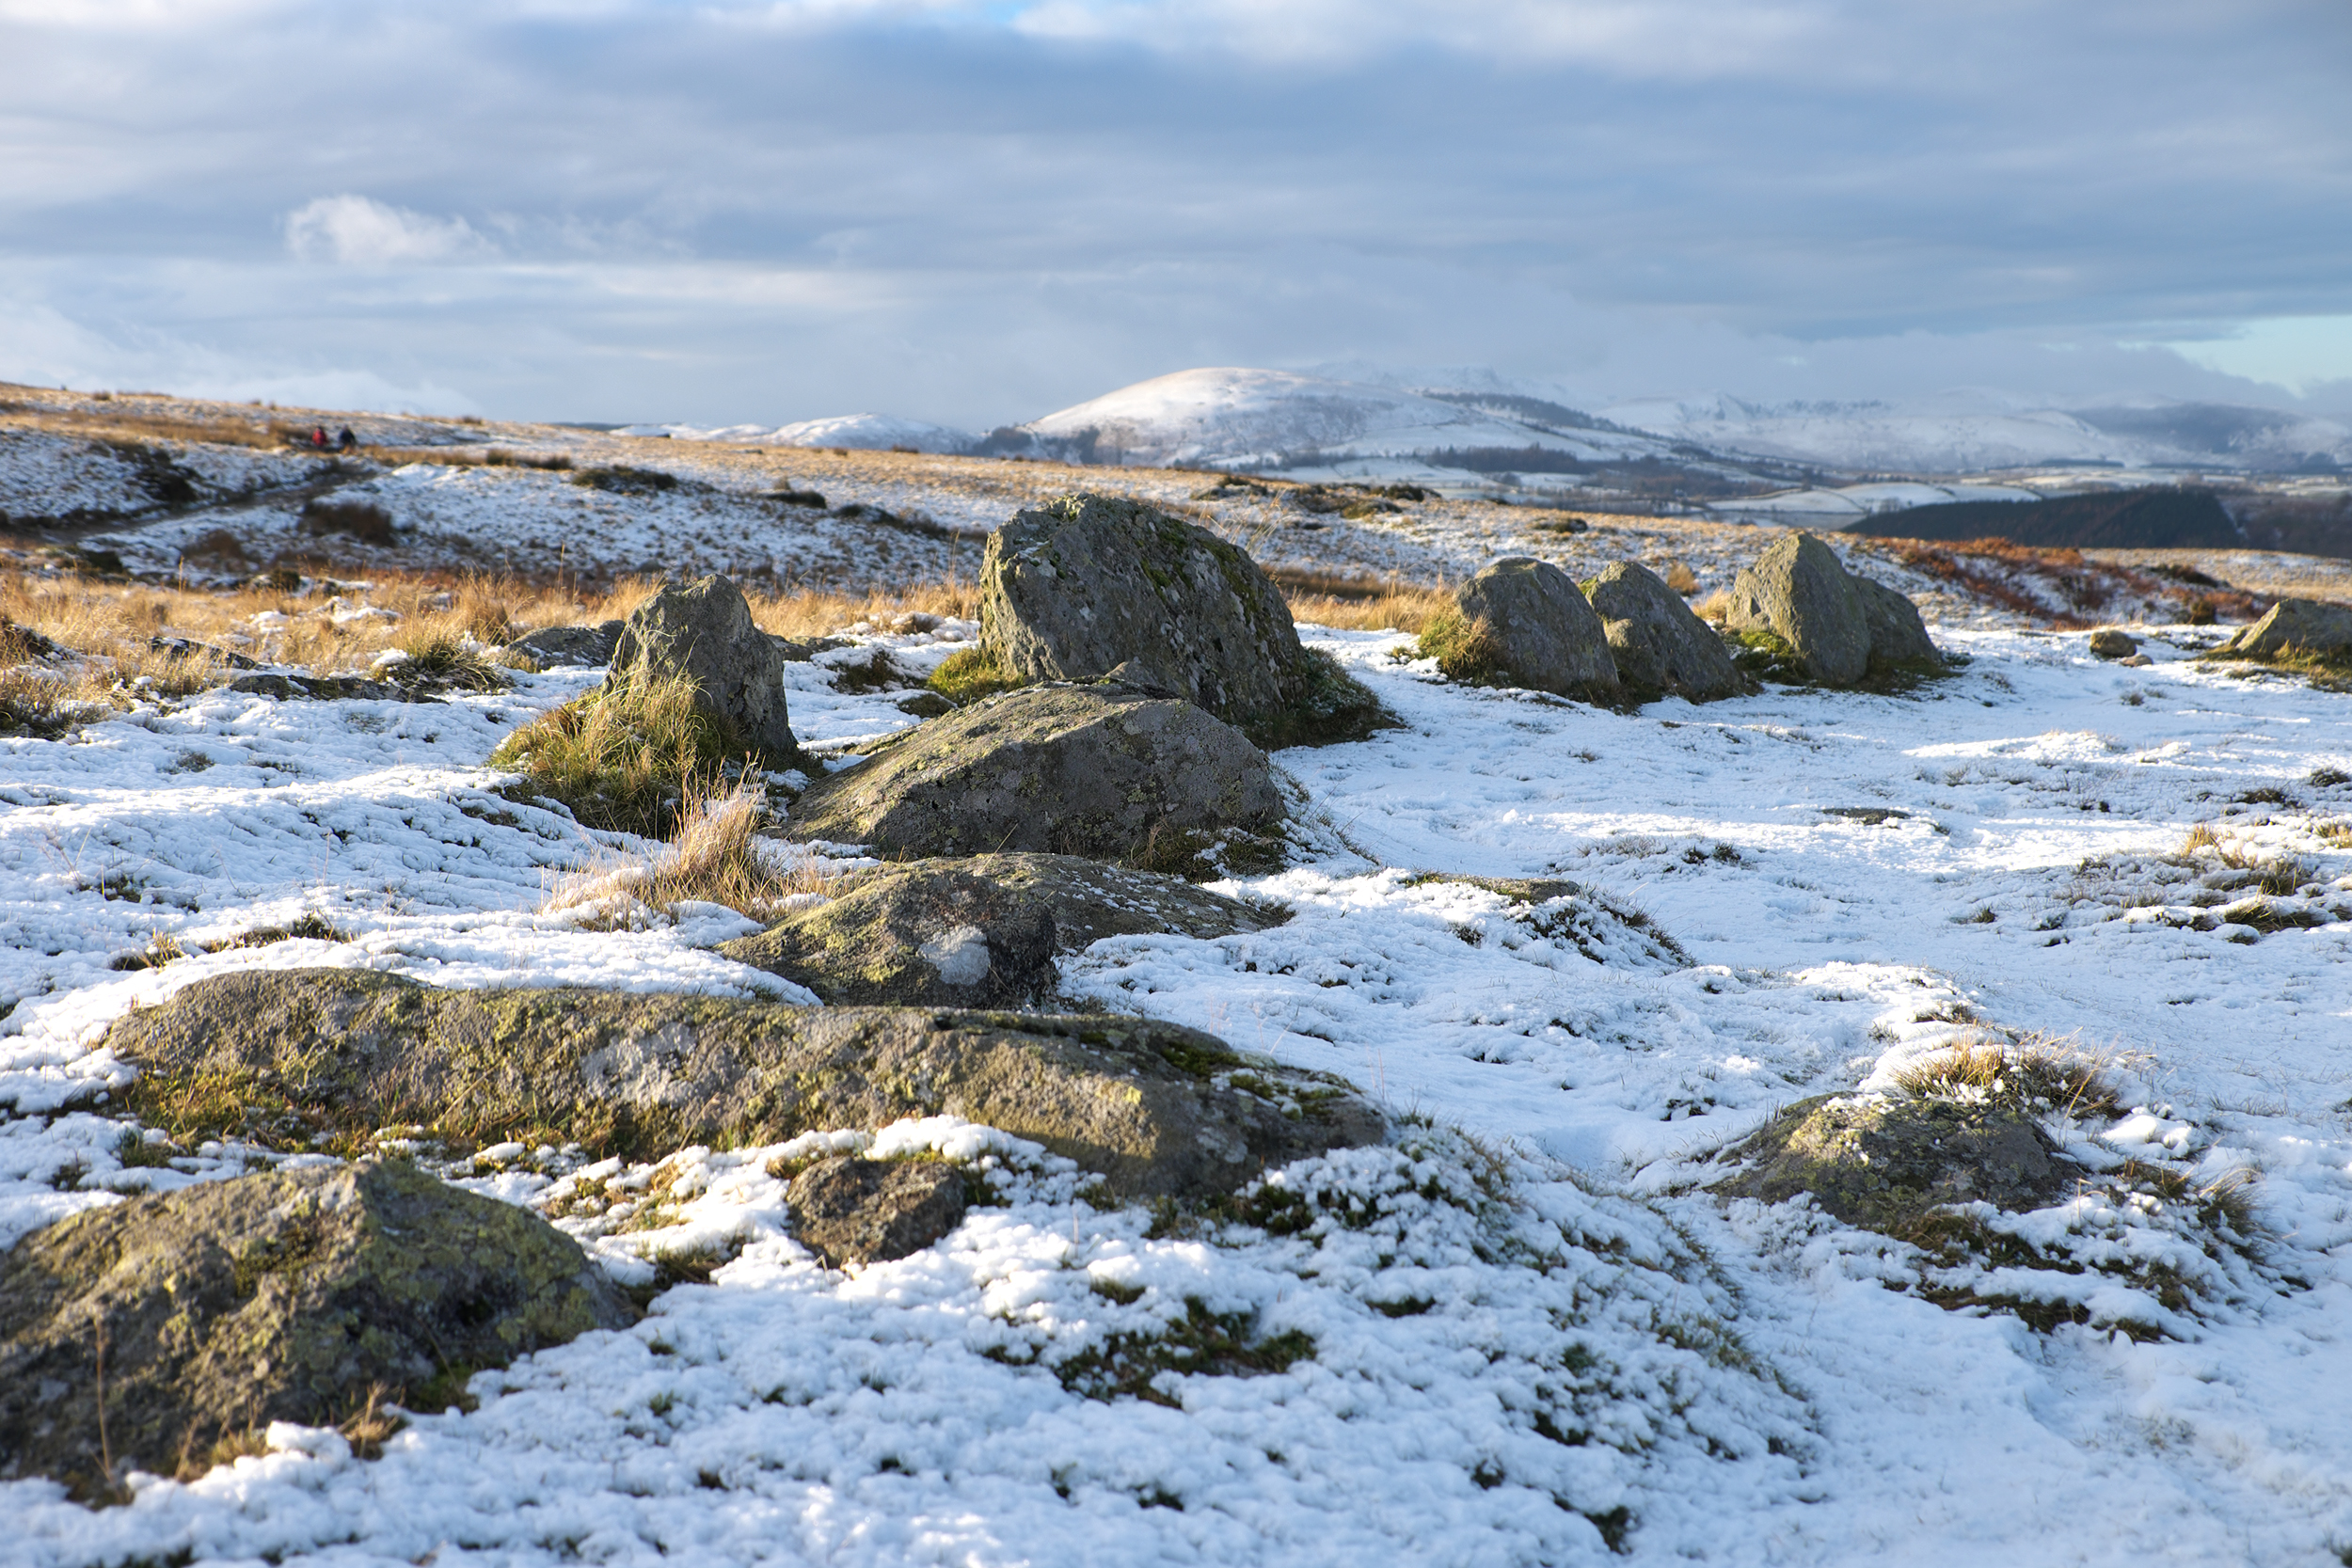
[
  {"x1": 1050, "y1": 1296, "x2": 1314, "y2": 1406},
  {"x1": 927, "y1": 646, "x2": 1026, "y2": 705}
]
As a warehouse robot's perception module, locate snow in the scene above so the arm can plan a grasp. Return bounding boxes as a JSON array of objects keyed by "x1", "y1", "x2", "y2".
[
  {"x1": 5, "y1": 599, "x2": 2352, "y2": 1562},
  {"x1": 628, "y1": 415, "x2": 979, "y2": 453}
]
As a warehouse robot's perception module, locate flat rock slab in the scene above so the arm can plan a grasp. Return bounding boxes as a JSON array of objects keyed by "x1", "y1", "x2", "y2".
[
  {"x1": 0, "y1": 1159, "x2": 631, "y2": 1495},
  {"x1": 783, "y1": 683, "x2": 1284, "y2": 866},
  {"x1": 787, "y1": 1157, "x2": 967, "y2": 1267},
  {"x1": 1581, "y1": 561, "x2": 1746, "y2": 702},
  {"x1": 109, "y1": 970, "x2": 1382, "y2": 1199},
  {"x1": 226, "y1": 673, "x2": 429, "y2": 704},
  {"x1": 981, "y1": 492, "x2": 1387, "y2": 748},
  {"x1": 722, "y1": 852, "x2": 1280, "y2": 1007},
  {"x1": 509, "y1": 620, "x2": 625, "y2": 668},
  {"x1": 1712, "y1": 1093, "x2": 2077, "y2": 1235}
]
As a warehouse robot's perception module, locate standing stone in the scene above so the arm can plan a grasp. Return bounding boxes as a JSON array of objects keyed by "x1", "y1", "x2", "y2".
[
  {"x1": 609, "y1": 575, "x2": 798, "y2": 758},
  {"x1": 1855, "y1": 575, "x2": 1941, "y2": 667},
  {"x1": 1581, "y1": 561, "x2": 1747, "y2": 702},
  {"x1": 1444, "y1": 557, "x2": 1620, "y2": 701},
  {"x1": 1723, "y1": 533, "x2": 1873, "y2": 685},
  {"x1": 783, "y1": 684, "x2": 1283, "y2": 865},
  {"x1": 0, "y1": 1160, "x2": 632, "y2": 1495},
  {"x1": 2212, "y1": 597, "x2": 2352, "y2": 660},
  {"x1": 979, "y1": 493, "x2": 1386, "y2": 748}
]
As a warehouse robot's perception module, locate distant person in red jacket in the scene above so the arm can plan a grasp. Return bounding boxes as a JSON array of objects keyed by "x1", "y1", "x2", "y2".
[{"x1": 310, "y1": 426, "x2": 328, "y2": 449}]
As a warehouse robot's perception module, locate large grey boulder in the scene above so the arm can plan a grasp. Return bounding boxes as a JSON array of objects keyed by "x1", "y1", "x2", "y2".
[
  {"x1": 978, "y1": 493, "x2": 1387, "y2": 748},
  {"x1": 1430, "y1": 557, "x2": 1619, "y2": 701},
  {"x1": 0, "y1": 1159, "x2": 631, "y2": 1496},
  {"x1": 2212, "y1": 597, "x2": 2352, "y2": 661},
  {"x1": 1711, "y1": 1094, "x2": 2076, "y2": 1235},
  {"x1": 1723, "y1": 533, "x2": 1872, "y2": 685},
  {"x1": 1724, "y1": 533, "x2": 1939, "y2": 685},
  {"x1": 1581, "y1": 561, "x2": 1747, "y2": 702},
  {"x1": 721, "y1": 852, "x2": 1282, "y2": 1006},
  {"x1": 109, "y1": 970, "x2": 1382, "y2": 1200},
  {"x1": 784, "y1": 684, "x2": 1284, "y2": 868},
  {"x1": 609, "y1": 575, "x2": 798, "y2": 759}
]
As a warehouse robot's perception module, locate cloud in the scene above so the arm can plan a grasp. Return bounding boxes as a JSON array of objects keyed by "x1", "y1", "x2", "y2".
[{"x1": 284, "y1": 196, "x2": 492, "y2": 266}]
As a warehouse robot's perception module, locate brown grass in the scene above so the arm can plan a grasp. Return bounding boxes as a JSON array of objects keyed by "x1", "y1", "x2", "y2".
[
  {"x1": 544, "y1": 779, "x2": 833, "y2": 920},
  {"x1": 1893, "y1": 1036, "x2": 2123, "y2": 1119},
  {"x1": 1282, "y1": 578, "x2": 1451, "y2": 635}
]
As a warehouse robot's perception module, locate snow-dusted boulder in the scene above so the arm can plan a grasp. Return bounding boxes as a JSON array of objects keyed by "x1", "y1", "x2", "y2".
[
  {"x1": 1724, "y1": 532, "x2": 1938, "y2": 686},
  {"x1": 2213, "y1": 596, "x2": 2352, "y2": 661},
  {"x1": 1427, "y1": 556, "x2": 1619, "y2": 703},
  {"x1": 609, "y1": 573, "x2": 798, "y2": 759},
  {"x1": 1581, "y1": 561, "x2": 1747, "y2": 702}
]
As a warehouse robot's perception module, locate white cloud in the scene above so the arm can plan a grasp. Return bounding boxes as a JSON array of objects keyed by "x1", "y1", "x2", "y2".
[{"x1": 284, "y1": 195, "x2": 491, "y2": 266}]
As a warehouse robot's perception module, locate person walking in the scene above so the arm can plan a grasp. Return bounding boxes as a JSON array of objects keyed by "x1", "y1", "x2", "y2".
[
  {"x1": 337, "y1": 427, "x2": 358, "y2": 453},
  {"x1": 310, "y1": 426, "x2": 328, "y2": 450}
]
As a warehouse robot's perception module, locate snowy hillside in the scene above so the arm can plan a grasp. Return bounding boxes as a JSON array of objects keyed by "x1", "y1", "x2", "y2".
[
  {"x1": 1604, "y1": 391, "x2": 2352, "y2": 476},
  {"x1": 627, "y1": 415, "x2": 977, "y2": 453}
]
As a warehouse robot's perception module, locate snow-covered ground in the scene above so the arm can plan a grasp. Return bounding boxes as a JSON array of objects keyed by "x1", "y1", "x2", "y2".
[{"x1": 3, "y1": 603, "x2": 2350, "y2": 1564}]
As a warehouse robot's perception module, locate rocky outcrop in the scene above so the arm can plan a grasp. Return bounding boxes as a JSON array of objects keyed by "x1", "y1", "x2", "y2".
[
  {"x1": 977, "y1": 493, "x2": 1387, "y2": 748},
  {"x1": 609, "y1": 574, "x2": 798, "y2": 759},
  {"x1": 1723, "y1": 533, "x2": 1939, "y2": 685},
  {"x1": 787, "y1": 1157, "x2": 967, "y2": 1267},
  {"x1": 0, "y1": 1159, "x2": 631, "y2": 1495},
  {"x1": 2211, "y1": 597, "x2": 2352, "y2": 661},
  {"x1": 1581, "y1": 562, "x2": 1747, "y2": 702},
  {"x1": 110, "y1": 970, "x2": 1383, "y2": 1199},
  {"x1": 721, "y1": 853, "x2": 1282, "y2": 1006},
  {"x1": 782, "y1": 684, "x2": 1284, "y2": 868},
  {"x1": 2088, "y1": 628, "x2": 2139, "y2": 659},
  {"x1": 1429, "y1": 557, "x2": 1618, "y2": 702},
  {"x1": 1711, "y1": 1094, "x2": 2076, "y2": 1235}
]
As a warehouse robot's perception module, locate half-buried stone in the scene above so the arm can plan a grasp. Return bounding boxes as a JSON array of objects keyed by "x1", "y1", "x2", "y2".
[
  {"x1": 110, "y1": 969, "x2": 1381, "y2": 1200},
  {"x1": 0, "y1": 1159, "x2": 632, "y2": 1496},
  {"x1": 968, "y1": 492, "x2": 1388, "y2": 748},
  {"x1": 1422, "y1": 557, "x2": 1620, "y2": 703},
  {"x1": 785, "y1": 683, "x2": 1285, "y2": 872},
  {"x1": 786, "y1": 1157, "x2": 967, "y2": 1268},
  {"x1": 2209, "y1": 597, "x2": 2352, "y2": 663},
  {"x1": 1580, "y1": 561, "x2": 1748, "y2": 703},
  {"x1": 720, "y1": 852, "x2": 1284, "y2": 1007}
]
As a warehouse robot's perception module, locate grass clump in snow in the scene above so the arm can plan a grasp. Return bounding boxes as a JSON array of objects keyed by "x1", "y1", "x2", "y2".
[
  {"x1": 1892, "y1": 1037, "x2": 2123, "y2": 1119},
  {"x1": 1413, "y1": 608, "x2": 1509, "y2": 685},
  {"x1": 491, "y1": 673, "x2": 751, "y2": 838},
  {"x1": 1042, "y1": 1298, "x2": 1315, "y2": 1407},
  {"x1": 545, "y1": 779, "x2": 828, "y2": 922},
  {"x1": 389, "y1": 627, "x2": 504, "y2": 691}
]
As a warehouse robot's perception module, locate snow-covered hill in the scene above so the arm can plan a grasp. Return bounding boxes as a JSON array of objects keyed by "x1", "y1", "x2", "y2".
[
  {"x1": 1603, "y1": 391, "x2": 2352, "y2": 476},
  {"x1": 625, "y1": 414, "x2": 977, "y2": 453}
]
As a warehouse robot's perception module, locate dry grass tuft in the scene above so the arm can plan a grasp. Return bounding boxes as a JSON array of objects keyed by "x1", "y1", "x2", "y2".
[
  {"x1": 1415, "y1": 609, "x2": 1508, "y2": 683},
  {"x1": 491, "y1": 673, "x2": 754, "y2": 838},
  {"x1": 1283, "y1": 579, "x2": 1451, "y2": 635},
  {"x1": 545, "y1": 780, "x2": 832, "y2": 921},
  {"x1": 1894, "y1": 1036, "x2": 2123, "y2": 1119}
]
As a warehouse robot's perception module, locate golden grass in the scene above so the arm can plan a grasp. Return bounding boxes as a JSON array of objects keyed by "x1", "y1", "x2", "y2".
[
  {"x1": 491, "y1": 673, "x2": 752, "y2": 838},
  {"x1": 1283, "y1": 580, "x2": 1452, "y2": 635},
  {"x1": 1893, "y1": 1036, "x2": 2123, "y2": 1118},
  {"x1": 544, "y1": 779, "x2": 834, "y2": 920},
  {"x1": 1415, "y1": 608, "x2": 1508, "y2": 683}
]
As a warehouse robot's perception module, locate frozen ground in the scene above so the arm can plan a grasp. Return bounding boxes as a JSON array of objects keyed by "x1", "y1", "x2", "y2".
[{"x1": 2, "y1": 609, "x2": 2351, "y2": 1563}]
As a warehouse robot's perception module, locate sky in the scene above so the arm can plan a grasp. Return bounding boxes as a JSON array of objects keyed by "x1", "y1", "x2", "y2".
[{"x1": 1, "y1": 0, "x2": 2348, "y2": 427}]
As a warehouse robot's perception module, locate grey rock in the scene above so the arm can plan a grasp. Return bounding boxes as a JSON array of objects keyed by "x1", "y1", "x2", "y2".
[
  {"x1": 721, "y1": 852, "x2": 1282, "y2": 1006},
  {"x1": 226, "y1": 673, "x2": 423, "y2": 703},
  {"x1": 107, "y1": 970, "x2": 1384, "y2": 1199},
  {"x1": 787, "y1": 1158, "x2": 967, "y2": 1267},
  {"x1": 511, "y1": 621, "x2": 625, "y2": 668},
  {"x1": 1723, "y1": 532, "x2": 1872, "y2": 685},
  {"x1": 1712, "y1": 1094, "x2": 2077, "y2": 1234},
  {"x1": 2088, "y1": 627, "x2": 2140, "y2": 659},
  {"x1": 782, "y1": 684, "x2": 1283, "y2": 866},
  {"x1": 980, "y1": 492, "x2": 1387, "y2": 748},
  {"x1": 1581, "y1": 561, "x2": 1746, "y2": 701},
  {"x1": 609, "y1": 575, "x2": 799, "y2": 759},
  {"x1": 1854, "y1": 574, "x2": 1941, "y2": 667},
  {"x1": 0, "y1": 1159, "x2": 631, "y2": 1495},
  {"x1": 1451, "y1": 557, "x2": 1620, "y2": 700},
  {"x1": 2212, "y1": 597, "x2": 2352, "y2": 660}
]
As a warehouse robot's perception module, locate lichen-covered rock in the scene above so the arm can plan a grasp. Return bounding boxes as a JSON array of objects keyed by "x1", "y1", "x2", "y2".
[
  {"x1": 1581, "y1": 561, "x2": 1746, "y2": 702},
  {"x1": 787, "y1": 1157, "x2": 967, "y2": 1267},
  {"x1": 1724, "y1": 533, "x2": 1872, "y2": 685},
  {"x1": 110, "y1": 970, "x2": 1383, "y2": 1199},
  {"x1": 782, "y1": 684, "x2": 1283, "y2": 866},
  {"x1": 2088, "y1": 627, "x2": 2140, "y2": 659},
  {"x1": 1724, "y1": 533, "x2": 1939, "y2": 685},
  {"x1": 979, "y1": 492, "x2": 1387, "y2": 748},
  {"x1": 2211, "y1": 597, "x2": 2352, "y2": 661},
  {"x1": 0, "y1": 1159, "x2": 631, "y2": 1496},
  {"x1": 609, "y1": 574, "x2": 798, "y2": 758},
  {"x1": 722, "y1": 852, "x2": 1281, "y2": 1006},
  {"x1": 1445, "y1": 557, "x2": 1619, "y2": 701},
  {"x1": 1854, "y1": 575, "x2": 1940, "y2": 667},
  {"x1": 1711, "y1": 1094, "x2": 2077, "y2": 1235}
]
